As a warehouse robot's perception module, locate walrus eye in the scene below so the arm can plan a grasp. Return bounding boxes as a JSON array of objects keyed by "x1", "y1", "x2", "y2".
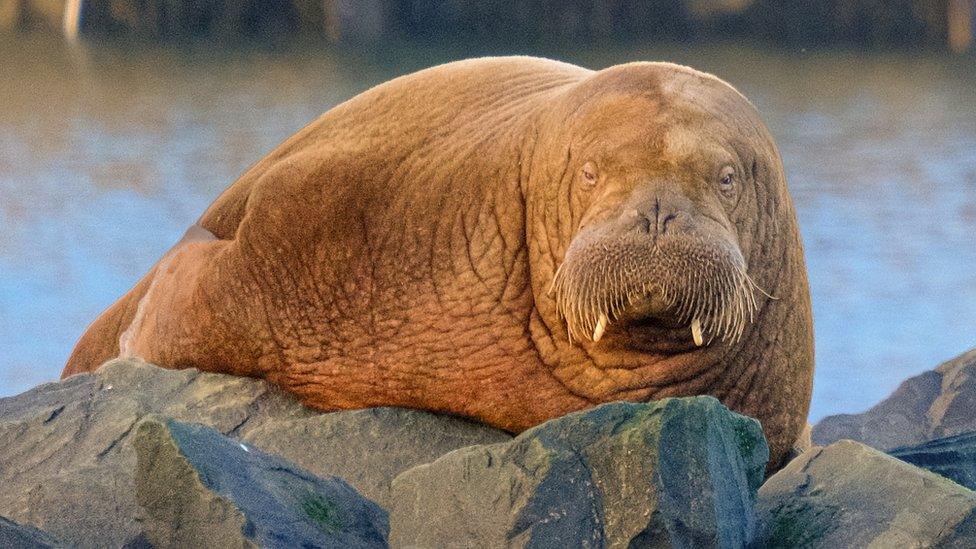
[
  {"x1": 719, "y1": 166, "x2": 735, "y2": 190},
  {"x1": 581, "y1": 162, "x2": 598, "y2": 188}
]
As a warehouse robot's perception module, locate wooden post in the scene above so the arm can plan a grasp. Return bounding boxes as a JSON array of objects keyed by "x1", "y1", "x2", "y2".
[
  {"x1": 948, "y1": 0, "x2": 974, "y2": 52},
  {"x1": 63, "y1": 0, "x2": 83, "y2": 40},
  {"x1": 324, "y1": 0, "x2": 340, "y2": 43}
]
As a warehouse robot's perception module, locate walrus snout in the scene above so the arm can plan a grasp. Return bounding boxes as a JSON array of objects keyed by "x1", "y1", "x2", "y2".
[{"x1": 553, "y1": 206, "x2": 759, "y2": 348}]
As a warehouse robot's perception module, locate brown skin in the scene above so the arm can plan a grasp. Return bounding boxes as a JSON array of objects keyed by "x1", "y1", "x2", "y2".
[{"x1": 63, "y1": 57, "x2": 813, "y2": 468}]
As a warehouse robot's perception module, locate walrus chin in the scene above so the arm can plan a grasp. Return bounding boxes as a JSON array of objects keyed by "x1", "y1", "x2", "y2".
[{"x1": 550, "y1": 229, "x2": 764, "y2": 348}]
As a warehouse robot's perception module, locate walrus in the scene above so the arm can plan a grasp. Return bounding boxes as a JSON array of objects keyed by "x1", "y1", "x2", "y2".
[{"x1": 63, "y1": 56, "x2": 814, "y2": 467}]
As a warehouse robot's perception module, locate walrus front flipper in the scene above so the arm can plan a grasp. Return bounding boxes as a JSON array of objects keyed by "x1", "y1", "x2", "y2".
[
  {"x1": 61, "y1": 224, "x2": 218, "y2": 378},
  {"x1": 62, "y1": 271, "x2": 156, "y2": 377}
]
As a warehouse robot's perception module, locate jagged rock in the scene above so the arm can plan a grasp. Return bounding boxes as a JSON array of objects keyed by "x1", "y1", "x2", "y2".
[
  {"x1": 134, "y1": 417, "x2": 388, "y2": 548},
  {"x1": 0, "y1": 358, "x2": 506, "y2": 547},
  {"x1": 813, "y1": 348, "x2": 976, "y2": 450},
  {"x1": 890, "y1": 431, "x2": 976, "y2": 491},
  {"x1": 390, "y1": 397, "x2": 769, "y2": 548},
  {"x1": 0, "y1": 358, "x2": 311, "y2": 546},
  {"x1": 242, "y1": 408, "x2": 510, "y2": 508},
  {"x1": 757, "y1": 439, "x2": 976, "y2": 547},
  {"x1": 0, "y1": 516, "x2": 62, "y2": 549}
]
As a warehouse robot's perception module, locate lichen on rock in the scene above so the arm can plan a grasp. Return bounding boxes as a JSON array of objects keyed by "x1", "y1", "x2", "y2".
[{"x1": 390, "y1": 396, "x2": 769, "y2": 548}]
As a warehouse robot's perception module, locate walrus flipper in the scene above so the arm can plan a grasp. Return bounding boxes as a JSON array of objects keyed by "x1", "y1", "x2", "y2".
[
  {"x1": 61, "y1": 225, "x2": 218, "y2": 377},
  {"x1": 62, "y1": 271, "x2": 155, "y2": 377}
]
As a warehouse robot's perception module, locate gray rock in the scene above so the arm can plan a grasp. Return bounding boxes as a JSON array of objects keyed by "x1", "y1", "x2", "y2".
[
  {"x1": 757, "y1": 439, "x2": 976, "y2": 547},
  {"x1": 23, "y1": 464, "x2": 143, "y2": 548},
  {"x1": 890, "y1": 431, "x2": 976, "y2": 491},
  {"x1": 0, "y1": 516, "x2": 62, "y2": 549},
  {"x1": 812, "y1": 348, "x2": 976, "y2": 450},
  {"x1": 242, "y1": 407, "x2": 510, "y2": 508},
  {"x1": 0, "y1": 358, "x2": 506, "y2": 547},
  {"x1": 134, "y1": 416, "x2": 388, "y2": 548},
  {"x1": 0, "y1": 358, "x2": 312, "y2": 547},
  {"x1": 390, "y1": 397, "x2": 769, "y2": 548}
]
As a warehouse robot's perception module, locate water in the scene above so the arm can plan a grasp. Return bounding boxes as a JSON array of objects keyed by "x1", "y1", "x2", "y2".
[{"x1": 1, "y1": 35, "x2": 974, "y2": 421}]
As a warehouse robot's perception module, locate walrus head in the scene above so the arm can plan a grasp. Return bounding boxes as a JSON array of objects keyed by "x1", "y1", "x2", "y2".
[
  {"x1": 550, "y1": 153, "x2": 763, "y2": 348},
  {"x1": 525, "y1": 61, "x2": 809, "y2": 399}
]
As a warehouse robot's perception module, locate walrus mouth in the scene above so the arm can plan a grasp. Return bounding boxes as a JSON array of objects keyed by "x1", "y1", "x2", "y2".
[{"x1": 550, "y1": 231, "x2": 763, "y2": 347}]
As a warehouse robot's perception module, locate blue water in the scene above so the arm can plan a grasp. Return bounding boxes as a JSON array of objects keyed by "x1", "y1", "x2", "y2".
[{"x1": 1, "y1": 37, "x2": 974, "y2": 421}]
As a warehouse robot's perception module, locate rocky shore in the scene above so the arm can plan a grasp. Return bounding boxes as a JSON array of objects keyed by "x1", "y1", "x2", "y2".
[
  {"x1": 2, "y1": 349, "x2": 976, "y2": 547},
  {"x1": 4, "y1": 0, "x2": 970, "y2": 51}
]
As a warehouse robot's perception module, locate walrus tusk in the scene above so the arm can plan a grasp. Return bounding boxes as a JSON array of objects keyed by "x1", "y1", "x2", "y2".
[
  {"x1": 593, "y1": 313, "x2": 608, "y2": 342},
  {"x1": 691, "y1": 318, "x2": 703, "y2": 346}
]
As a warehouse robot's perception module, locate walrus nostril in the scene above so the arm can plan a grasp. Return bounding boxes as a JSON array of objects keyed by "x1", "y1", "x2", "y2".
[
  {"x1": 637, "y1": 215, "x2": 652, "y2": 234},
  {"x1": 643, "y1": 197, "x2": 681, "y2": 236},
  {"x1": 659, "y1": 212, "x2": 679, "y2": 234},
  {"x1": 622, "y1": 208, "x2": 653, "y2": 234},
  {"x1": 624, "y1": 205, "x2": 679, "y2": 236}
]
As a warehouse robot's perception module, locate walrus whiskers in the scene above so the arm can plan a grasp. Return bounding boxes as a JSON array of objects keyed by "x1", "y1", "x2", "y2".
[{"x1": 551, "y1": 237, "x2": 760, "y2": 346}]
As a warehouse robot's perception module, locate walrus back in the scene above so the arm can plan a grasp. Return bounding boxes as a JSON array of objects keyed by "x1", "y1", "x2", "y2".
[
  {"x1": 63, "y1": 57, "x2": 587, "y2": 378},
  {"x1": 197, "y1": 56, "x2": 589, "y2": 237}
]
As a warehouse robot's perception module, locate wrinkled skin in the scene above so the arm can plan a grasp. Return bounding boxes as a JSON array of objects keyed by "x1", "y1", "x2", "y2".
[{"x1": 63, "y1": 57, "x2": 813, "y2": 467}]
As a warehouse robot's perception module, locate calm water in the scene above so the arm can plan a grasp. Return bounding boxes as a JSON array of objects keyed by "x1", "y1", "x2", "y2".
[{"x1": 1, "y1": 36, "x2": 974, "y2": 421}]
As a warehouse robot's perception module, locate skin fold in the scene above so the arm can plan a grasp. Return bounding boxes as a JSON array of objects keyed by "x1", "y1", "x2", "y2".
[{"x1": 63, "y1": 57, "x2": 814, "y2": 468}]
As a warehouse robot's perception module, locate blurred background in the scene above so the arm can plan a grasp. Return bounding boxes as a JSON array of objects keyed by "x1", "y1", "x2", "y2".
[{"x1": 0, "y1": 0, "x2": 974, "y2": 422}]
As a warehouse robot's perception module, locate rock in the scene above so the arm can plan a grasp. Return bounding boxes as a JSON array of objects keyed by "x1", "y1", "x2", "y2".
[
  {"x1": 242, "y1": 408, "x2": 510, "y2": 509},
  {"x1": 813, "y1": 348, "x2": 976, "y2": 450},
  {"x1": 0, "y1": 516, "x2": 62, "y2": 549},
  {"x1": 23, "y1": 464, "x2": 141, "y2": 548},
  {"x1": 0, "y1": 358, "x2": 312, "y2": 547},
  {"x1": 390, "y1": 397, "x2": 769, "y2": 548},
  {"x1": 757, "y1": 439, "x2": 976, "y2": 547},
  {"x1": 890, "y1": 431, "x2": 976, "y2": 491},
  {"x1": 0, "y1": 358, "x2": 506, "y2": 547},
  {"x1": 134, "y1": 416, "x2": 388, "y2": 548},
  {"x1": 73, "y1": 0, "x2": 380, "y2": 42},
  {"x1": 783, "y1": 422, "x2": 813, "y2": 464}
]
